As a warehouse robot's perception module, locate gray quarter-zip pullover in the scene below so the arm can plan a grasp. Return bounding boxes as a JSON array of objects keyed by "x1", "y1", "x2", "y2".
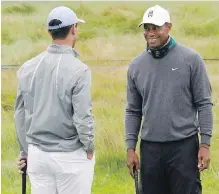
[
  {"x1": 14, "y1": 44, "x2": 94, "y2": 155},
  {"x1": 125, "y1": 43, "x2": 213, "y2": 149}
]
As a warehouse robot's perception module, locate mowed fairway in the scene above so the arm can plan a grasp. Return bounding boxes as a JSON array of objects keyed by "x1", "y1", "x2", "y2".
[{"x1": 1, "y1": 2, "x2": 219, "y2": 194}]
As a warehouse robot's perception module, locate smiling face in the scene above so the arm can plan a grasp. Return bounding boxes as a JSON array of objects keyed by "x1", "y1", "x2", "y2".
[{"x1": 143, "y1": 23, "x2": 172, "y2": 49}]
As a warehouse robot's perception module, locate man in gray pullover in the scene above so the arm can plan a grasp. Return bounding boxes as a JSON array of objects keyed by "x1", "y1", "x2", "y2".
[
  {"x1": 125, "y1": 5, "x2": 213, "y2": 194},
  {"x1": 15, "y1": 6, "x2": 95, "y2": 194}
]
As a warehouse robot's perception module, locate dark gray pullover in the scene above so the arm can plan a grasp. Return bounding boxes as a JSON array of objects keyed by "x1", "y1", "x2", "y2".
[{"x1": 125, "y1": 43, "x2": 213, "y2": 149}]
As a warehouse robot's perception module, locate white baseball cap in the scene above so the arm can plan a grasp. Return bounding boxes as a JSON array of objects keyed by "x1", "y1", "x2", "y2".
[
  {"x1": 138, "y1": 5, "x2": 170, "y2": 27},
  {"x1": 47, "y1": 6, "x2": 85, "y2": 30}
]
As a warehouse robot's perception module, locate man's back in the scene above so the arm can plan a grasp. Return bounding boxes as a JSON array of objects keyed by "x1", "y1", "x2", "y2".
[
  {"x1": 17, "y1": 44, "x2": 93, "y2": 152},
  {"x1": 15, "y1": 7, "x2": 95, "y2": 194}
]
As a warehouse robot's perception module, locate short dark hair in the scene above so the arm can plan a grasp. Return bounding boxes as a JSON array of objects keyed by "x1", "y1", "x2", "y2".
[{"x1": 48, "y1": 19, "x2": 73, "y2": 40}]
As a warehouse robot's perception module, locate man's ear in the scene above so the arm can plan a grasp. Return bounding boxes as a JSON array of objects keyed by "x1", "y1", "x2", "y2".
[
  {"x1": 71, "y1": 25, "x2": 77, "y2": 35},
  {"x1": 48, "y1": 30, "x2": 52, "y2": 36},
  {"x1": 167, "y1": 23, "x2": 172, "y2": 31},
  {"x1": 165, "y1": 23, "x2": 172, "y2": 33}
]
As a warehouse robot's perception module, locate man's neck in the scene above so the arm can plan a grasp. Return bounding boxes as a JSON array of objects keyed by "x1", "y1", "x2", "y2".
[
  {"x1": 52, "y1": 39, "x2": 74, "y2": 48},
  {"x1": 161, "y1": 36, "x2": 171, "y2": 48}
]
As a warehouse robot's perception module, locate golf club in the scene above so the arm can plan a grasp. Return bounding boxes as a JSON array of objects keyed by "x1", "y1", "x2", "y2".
[
  {"x1": 133, "y1": 166, "x2": 139, "y2": 194},
  {"x1": 21, "y1": 159, "x2": 27, "y2": 194}
]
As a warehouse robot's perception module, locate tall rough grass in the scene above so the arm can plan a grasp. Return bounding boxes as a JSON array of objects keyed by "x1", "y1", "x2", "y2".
[{"x1": 2, "y1": 1, "x2": 219, "y2": 65}]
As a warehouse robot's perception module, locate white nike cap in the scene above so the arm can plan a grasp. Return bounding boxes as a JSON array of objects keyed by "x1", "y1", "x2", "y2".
[
  {"x1": 47, "y1": 6, "x2": 85, "y2": 30},
  {"x1": 138, "y1": 5, "x2": 170, "y2": 27}
]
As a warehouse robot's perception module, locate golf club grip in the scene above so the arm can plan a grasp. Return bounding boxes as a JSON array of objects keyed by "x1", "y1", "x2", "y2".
[
  {"x1": 21, "y1": 158, "x2": 27, "y2": 194},
  {"x1": 22, "y1": 173, "x2": 26, "y2": 194},
  {"x1": 134, "y1": 170, "x2": 139, "y2": 194}
]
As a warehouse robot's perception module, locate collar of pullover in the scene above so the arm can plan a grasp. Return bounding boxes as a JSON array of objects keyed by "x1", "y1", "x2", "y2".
[{"x1": 47, "y1": 44, "x2": 80, "y2": 57}]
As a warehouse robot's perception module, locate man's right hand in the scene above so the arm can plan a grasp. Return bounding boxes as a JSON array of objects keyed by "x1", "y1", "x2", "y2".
[
  {"x1": 127, "y1": 148, "x2": 140, "y2": 178},
  {"x1": 16, "y1": 156, "x2": 27, "y2": 174},
  {"x1": 87, "y1": 151, "x2": 94, "y2": 160}
]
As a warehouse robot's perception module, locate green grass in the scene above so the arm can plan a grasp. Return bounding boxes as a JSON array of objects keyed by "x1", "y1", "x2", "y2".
[
  {"x1": 1, "y1": 1, "x2": 219, "y2": 194},
  {"x1": 2, "y1": 66, "x2": 219, "y2": 194}
]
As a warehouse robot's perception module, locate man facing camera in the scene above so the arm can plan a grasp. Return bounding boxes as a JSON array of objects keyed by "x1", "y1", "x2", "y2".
[{"x1": 125, "y1": 5, "x2": 213, "y2": 194}]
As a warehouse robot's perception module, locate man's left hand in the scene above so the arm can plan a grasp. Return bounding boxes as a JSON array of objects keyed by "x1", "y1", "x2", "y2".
[{"x1": 198, "y1": 144, "x2": 210, "y2": 172}]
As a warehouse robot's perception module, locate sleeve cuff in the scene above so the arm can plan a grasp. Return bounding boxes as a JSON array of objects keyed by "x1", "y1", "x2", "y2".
[
  {"x1": 20, "y1": 151, "x2": 28, "y2": 158},
  {"x1": 201, "y1": 134, "x2": 211, "y2": 146},
  {"x1": 84, "y1": 144, "x2": 94, "y2": 153},
  {"x1": 126, "y1": 139, "x2": 137, "y2": 150}
]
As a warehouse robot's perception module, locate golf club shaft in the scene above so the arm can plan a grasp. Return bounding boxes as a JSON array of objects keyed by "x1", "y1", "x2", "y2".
[
  {"x1": 21, "y1": 158, "x2": 27, "y2": 194},
  {"x1": 134, "y1": 168, "x2": 139, "y2": 194},
  {"x1": 22, "y1": 173, "x2": 26, "y2": 194}
]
